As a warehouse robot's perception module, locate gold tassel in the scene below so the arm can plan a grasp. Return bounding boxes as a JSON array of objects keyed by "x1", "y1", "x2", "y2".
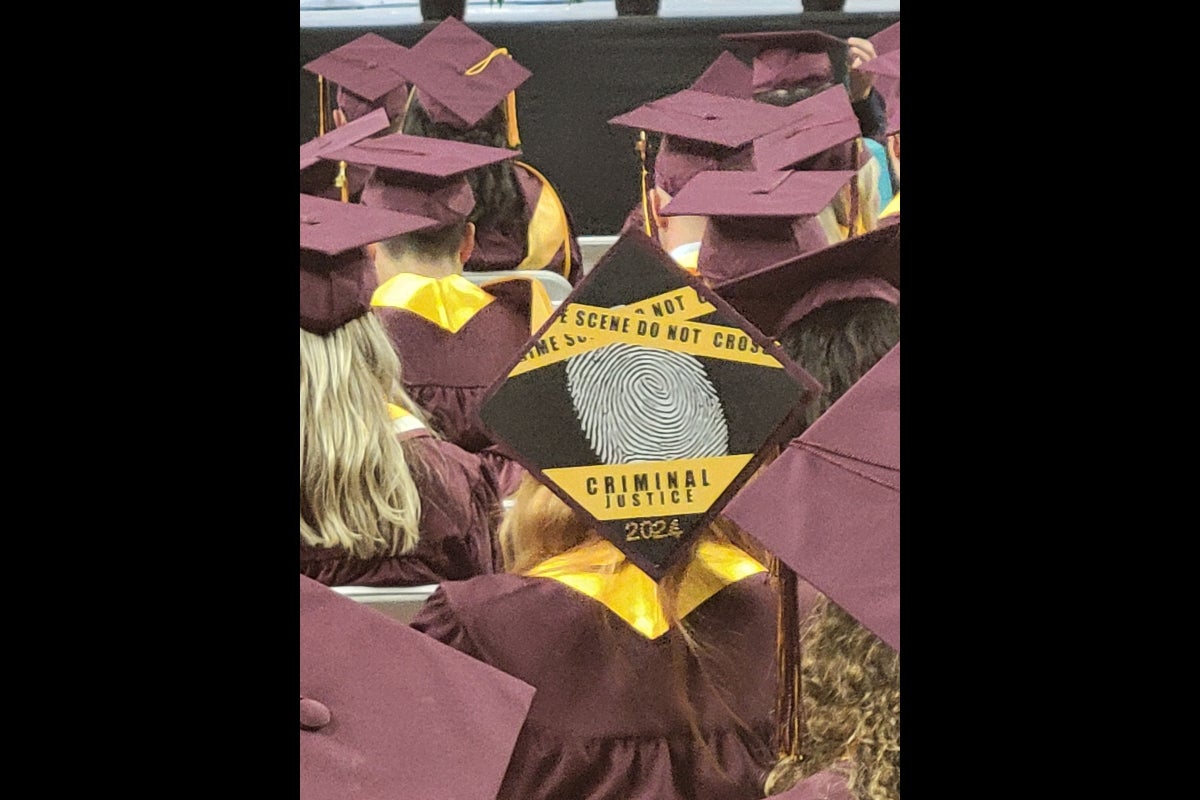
[
  {"x1": 335, "y1": 160, "x2": 349, "y2": 203},
  {"x1": 317, "y1": 76, "x2": 327, "y2": 137},
  {"x1": 637, "y1": 131, "x2": 654, "y2": 238},
  {"x1": 505, "y1": 90, "x2": 521, "y2": 149},
  {"x1": 464, "y1": 48, "x2": 521, "y2": 148}
]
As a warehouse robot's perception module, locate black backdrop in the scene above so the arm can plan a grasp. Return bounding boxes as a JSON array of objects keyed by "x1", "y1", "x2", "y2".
[{"x1": 299, "y1": 12, "x2": 900, "y2": 235}]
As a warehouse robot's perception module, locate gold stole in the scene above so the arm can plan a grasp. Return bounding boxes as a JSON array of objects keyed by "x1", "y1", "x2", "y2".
[
  {"x1": 526, "y1": 539, "x2": 766, "y2": 639},
  {"x1": 514, "y1": 161, "x2": 574, "y2": 282}
]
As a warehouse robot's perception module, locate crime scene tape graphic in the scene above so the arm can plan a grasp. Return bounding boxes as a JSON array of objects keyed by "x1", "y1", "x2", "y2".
[{"x1": 566, "y1": 342, "x2": 729, "y2": 464}]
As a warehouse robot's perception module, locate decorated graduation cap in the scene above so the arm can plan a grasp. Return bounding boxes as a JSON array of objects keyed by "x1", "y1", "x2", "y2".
[
  {"x1": 719, "y1": 29, "x2": 849, "y2": 96},
  {"x1": 299, "y1": 107, "x2": 391, "y2": 201},
  {"x1": 750, "y1": 85, "x2": 864, "y2": 172},
  {"x1": 478, "y1": 231, "x2": 822, "y2": 580},
  {"x1": 723, "y1": 342, "x2": 900, "y2": 652},
  {"x1": 661, "y1": 169, "x2": 856, "y2": 285},
  {"x1": 712, "y1": 213, "x2": 900, "y2": 338},
  {"x1": 401, "y1": 17, "x2": 531, "y2": 146},
  {"x1": 300, "y1": 575, "x2": 535, "y2": 800},
  {"x1": 299, "y1": 193, "x2": 438, "y2": 334},
  {"x1": 303, "y1": 33, "x2": 412, "y2": 131},
  {"x1": 321, "y1": 133, "x2": 518, "y2": 226}
]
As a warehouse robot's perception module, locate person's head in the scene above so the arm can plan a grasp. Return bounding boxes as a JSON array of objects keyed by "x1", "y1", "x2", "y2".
[
  {"x1": 401, "y1": 95, "x2": 523, "y2": 234},
  {"x1": 299, "y1": 195, "x2": 436, "y2": 559},
  {"x1": 316, "y1": 132, "x2": 517, "y2": 278},
  {"x1": 661, "y1": 169, "x2": 856, "y2": 286},
  {"x1": 373, "y1": 219, "x2": 476, "y2": 281},
  {"x1": 303, "y1": 34, "x2": 412, "y2": 132},
  {"x1": 777, "y1": 297, "x2": 900, "y2": 430},
  {"x1": 720, "y1": 29, "x2": 850, "y2": 101}
]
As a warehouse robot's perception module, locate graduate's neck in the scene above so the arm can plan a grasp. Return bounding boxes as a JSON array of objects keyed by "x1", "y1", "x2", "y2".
[{"x1": 376, "y1": 252, "x2": 462, "y2": 282}]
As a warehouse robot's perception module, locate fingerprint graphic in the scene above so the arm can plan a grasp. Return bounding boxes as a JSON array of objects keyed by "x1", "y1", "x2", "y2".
[{"x1": 565, "y1": 343, "x2": 729, "y2": 464}]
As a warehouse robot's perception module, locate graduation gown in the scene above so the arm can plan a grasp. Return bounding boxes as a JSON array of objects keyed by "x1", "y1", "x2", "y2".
[
  {"x1": 372, "y1": 273, "x2": 549, "y2": 497},
  {"x1": 770, "y1": 766, "x2": 853, "y2": 800},
  {"x1": 464, "y1": 161, "x2": 584, "y2": 285},
  {"x1": 300, "y1": 415, "x2": 504, "y2": 587},
  {"x1": 411, "y1": 539, "x2": 779, "y2": 800}
]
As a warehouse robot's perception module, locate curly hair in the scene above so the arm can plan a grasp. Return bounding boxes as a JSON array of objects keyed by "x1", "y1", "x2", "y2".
[
  {"x1": 795, "y1": 594, "x2": 900, "y2": 800},
  {"x1": 401, "y1": 93, "x2": 524, "y2": 237},
  {"x1": 299, "y1": 313, "x2": 425, "y2": 559}
]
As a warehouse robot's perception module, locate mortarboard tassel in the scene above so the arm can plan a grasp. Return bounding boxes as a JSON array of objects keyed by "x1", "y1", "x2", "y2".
[
  {"x1": 335, "y1": 161, "x2": 350, "y2": 203},
  {"x1": 464, "y1": 48, "x2": 522, "y2": 148},
  {"x1": 505, "y1": 90, "x2": 521, "y2": 149},
  {"x1": 637, "y1": 131, "x2": 655, "y2": 238},
  {"x1": 317, "y1": 76, "x2": 328, "y2": 137}
]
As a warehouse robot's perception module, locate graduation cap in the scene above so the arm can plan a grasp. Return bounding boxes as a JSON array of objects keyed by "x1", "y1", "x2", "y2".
[
  {"x1": 719, "y1": 29, "x2": 849, "y2": 95},
  {"x1": 689, "y1": 50, "x2": 754, "y2": 99},
  {"x1": 303, "y1": 33, "x2": 412, "y2": 130},
  {"x1": 401, "y1": 17, "x2": 531, "y2": 146},
  {"x1": 712, "y1": 214, "x2": 901, "y2": 338},
  {"x1": 869, "y1": 20, "x2": 900, "y2": 56},
  {"x1": 660, "y1": 169, "x2": 857, "y2": 285},
  {"x1": 750, "y1": 85, "x2": 863, "y2": 172},
  {"x1": 300, "y1": 575, "x2": 535, "y2": 800},
  {"x1": 300, "y1": 107, "x2": 391, "y2": 200},
  {"x1": 321, "y1": 133, "x2": 518, "y2": 226},
  {"x1": 299, "y1": 194, "x2": 438, "y2": 334},
  {"x1": 722, "y1": 342, "x2": 900, "y2": 652},
  {"x1": 478, "y1": 231, "x2": 822, "y2": 580},
  {"x1": 609, "y1": 88, "x2": 796, "y2": 199}
]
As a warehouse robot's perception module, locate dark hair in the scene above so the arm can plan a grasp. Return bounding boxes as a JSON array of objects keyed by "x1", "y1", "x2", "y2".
[
  {"x1": 377, "y1": 221, "x2": 468, "y2": 262},
  {"x1": 777, "y1": 298, "x2": 900, "y2": 430},
  {"x1": 402, "y1": 96, "x2": 523, "y2": 237}
]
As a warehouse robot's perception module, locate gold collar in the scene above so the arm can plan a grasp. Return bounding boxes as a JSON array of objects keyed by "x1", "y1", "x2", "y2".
[
  {"x1": 526, "y1": 538, "x2": 765, "y2": 639},
  {"x1": 371, "y1": 273, "x2": 495, "y2": 333}
]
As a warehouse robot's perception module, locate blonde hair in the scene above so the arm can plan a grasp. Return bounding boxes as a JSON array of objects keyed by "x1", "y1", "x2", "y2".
[
  {"x1": 299, "y1": 313, "x2": 425, "y2": 559},
  {"x1": 764, "y1": 594, "x2": 900, "y2": 799},
  {"x1": 815, "y1": 151, "x2": 883, "y2": 242}
]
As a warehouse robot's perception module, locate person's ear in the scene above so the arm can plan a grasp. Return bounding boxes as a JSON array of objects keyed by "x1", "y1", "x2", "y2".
[
  {"x1": 651, "y1": 188, "x2": 669, "y2": 230},
  {"x1": 332, "y1": 108, "x2": 349, "y2": 129},
  {"x1": 458, "y1": 222, "x2": 476, "y2": 266}
]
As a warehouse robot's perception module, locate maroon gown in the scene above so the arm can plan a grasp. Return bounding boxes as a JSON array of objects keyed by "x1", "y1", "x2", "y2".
[
  {"x1": 300, "y1": 427, "x2": 504, "y2": 587},
  {"x1": 411, "y1": 570, "x2": 779, "y2": 800},
  {"x1": 373, "y1": 277, "x2": 539, "y2": 497},
  {"x1": 463, "y1": 161, "x2": 585, "y2": 286}
]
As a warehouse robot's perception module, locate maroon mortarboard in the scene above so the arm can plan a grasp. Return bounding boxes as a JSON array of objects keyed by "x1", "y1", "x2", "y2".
[
  {"x1": 300, "y1": 575, "x2": 535, "y2": 800},
  {"x1": 750, "y1": 85, "x2": 863, "y2": 172},
  {"x1": 322, "y1": 133, "x2": 518, "y2": 225},
  {"x1": 689, "y1": 51, "x2": 754, "y2": 99},
  {"x1": 661, "y1": 169, "x2": 856, "y2": 284},
  {"x1": 722, "y1": 343, "x2": 900, "y2": 652},
  {"x1": 300, "y1": 108, "x2": 392, "y2": 199},
  {"x1": 719, "y1": 29, "x2": 848, "y2": 94},
  {"x1": 869, "y1": 21, "x2": 900, "y2": 55},
  {"x1": 303, "y1": 33, "x2": 412, "y2": 124},
  {"x1": 712, "y1": 219, "x2": 900, "y2": 338},
  {"x1": 477, "y1": 231, "x2": 822, "y2": 581},
  {"x1": 610, "y1": 89, "x2": 798, "y2": 150},
  {"x1": 401, "y1": 17, "x2": 531, "y2": 139},
  {"x1": 299, "y1": 194, "x2": 438, "y2": 334},
  {"x1": 609, "y1": 89, "x2": 796, "y2": 196}
]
